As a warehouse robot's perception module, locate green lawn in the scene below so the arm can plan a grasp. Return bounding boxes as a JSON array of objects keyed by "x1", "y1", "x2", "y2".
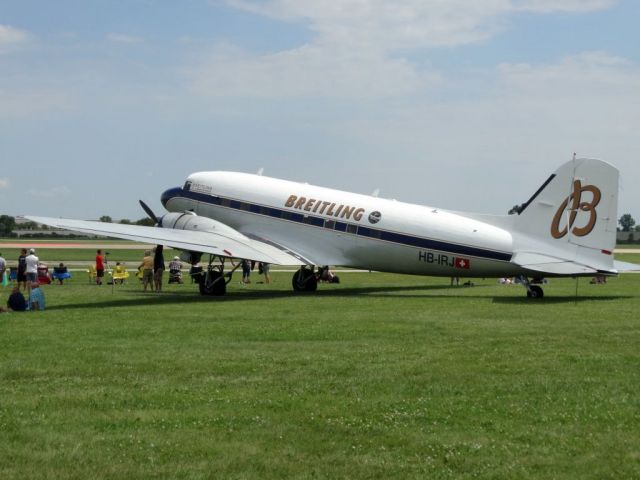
[{"x1": 1, "y1": 270, "x2": 639, "y2": 479}]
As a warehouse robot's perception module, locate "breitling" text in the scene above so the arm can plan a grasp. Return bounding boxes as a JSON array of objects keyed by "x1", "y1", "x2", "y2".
[{"x1": 284, "y1": 195, "x2": 366, "y2": 221}]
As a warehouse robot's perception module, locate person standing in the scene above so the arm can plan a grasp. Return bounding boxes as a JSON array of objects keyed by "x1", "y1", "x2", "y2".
[
  {"x1": 260, "y1": 262, "x2": 271, "y2": 284},
  {"x1": 17, "y1": 248, "x2": 27, "y2": 291},
  {"x1": 0, "y1": 252, "x2": 6, "y2": 286},
  {"x1": 25, "y1": 248, "x2": 39, "y2": 295},
  {"x1": 241, "y1": 259, "x2": 251, "y2": 285},
  {"x1": 139, "y1": 250, "x2": 154, "y2": 292},
  {"x1": 153, "y1": 245, "x2": 165, "y2": 293},
  {"x1": 95, "y1": 249, "x2": 105, "y2": 285}
]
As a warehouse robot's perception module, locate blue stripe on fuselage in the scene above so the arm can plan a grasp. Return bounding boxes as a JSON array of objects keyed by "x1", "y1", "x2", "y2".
[{"x1": 163, "y1": 188, "x2": 512, "y2": 263}]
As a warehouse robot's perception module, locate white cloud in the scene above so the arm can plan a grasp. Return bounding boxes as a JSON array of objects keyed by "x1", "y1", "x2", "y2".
[
  {"x1": 226, "y1": 0, "x2": 615, "y2": 49},
  {"x1": 227, "y1": 0, "x2": 509, "y2": 49},
  {"x1": 0, "y1": 178, "x2": 9, "y2": 189},
  {"x1": 107, "y1": 33, "x2": 143, "y2": 44},
  {"x1": 323, "y1": 50, "x2": 640, "y2": 212},
  {"x1": 0, "y1": 24, "x2": 30, "y2": 54},
  {"x1": 513, "y1": 0, "x2": 615, "y2": 14},
  {"x1": 188, "y1": 43, "x2": 440, "y2": 98},
  {"x1": 188, "y1": 0, "x2": 617, "y2": 99}
]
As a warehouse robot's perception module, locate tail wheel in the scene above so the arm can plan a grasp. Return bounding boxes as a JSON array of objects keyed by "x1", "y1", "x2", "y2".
[
  {"x1": 292, "y1": 268, "x2": 318, "y2": 292},
  {"x1": 199, "y1": 270, "x2": 226, "y2": 296}
]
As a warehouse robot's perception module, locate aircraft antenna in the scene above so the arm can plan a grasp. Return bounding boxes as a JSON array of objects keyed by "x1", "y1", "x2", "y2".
[{"x1": 257, "y1": 168, "x2": 264, "y2": 176}]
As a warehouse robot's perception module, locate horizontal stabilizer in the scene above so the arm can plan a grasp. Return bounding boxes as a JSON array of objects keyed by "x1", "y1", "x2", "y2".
[
  {"x1": 511, "y1": 251, "x2": 598, "y2": 275},
  {"x1": 613, "y1": 260, "x2": 640, "y2": 272}
]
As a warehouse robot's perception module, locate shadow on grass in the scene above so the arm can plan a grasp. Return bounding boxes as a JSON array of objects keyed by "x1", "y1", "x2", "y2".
[
  {"x1": 491, "y1": 295, "x2": 630, "y2": 304},
  {"x1": 46, "y1": 283, "x2": 631, "y2": 310}
]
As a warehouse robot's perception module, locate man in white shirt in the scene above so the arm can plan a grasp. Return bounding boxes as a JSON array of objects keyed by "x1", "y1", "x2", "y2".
[
  {"x1": 25, "y1": 248, "x2": 39, "y2": 295},
  {"x1": 0, "y1": 252, "x2": 6, "y2": 283}
]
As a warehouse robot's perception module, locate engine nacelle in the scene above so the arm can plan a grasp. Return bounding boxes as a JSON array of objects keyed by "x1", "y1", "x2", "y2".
[
  {"x1": 157, "y1": 212, "x2": 246, "y2": 264},
  {"x1": 159, "y1": 211, "x2": 243, "y2": 238}
]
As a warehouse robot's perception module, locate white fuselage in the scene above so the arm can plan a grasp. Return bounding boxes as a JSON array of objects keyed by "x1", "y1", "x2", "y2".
[{"x1": 163, "y1": 172, "x2": 521, "y2": 277}]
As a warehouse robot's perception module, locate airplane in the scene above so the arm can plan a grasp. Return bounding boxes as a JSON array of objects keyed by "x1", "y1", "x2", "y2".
[{"x1": 27, "y1": 156, "x2": 639, "y2": 299}]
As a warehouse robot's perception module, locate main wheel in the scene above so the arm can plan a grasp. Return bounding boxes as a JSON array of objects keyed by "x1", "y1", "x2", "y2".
[
  {"x1": 526, "y1": 285, "x2": 544, "y2": 299},
  {"x1": 292, "y1": 268, "x2": 318, "y2": 292},
  {"x1": 199, "y1": 270, "x2": 227, "y2": 296}
]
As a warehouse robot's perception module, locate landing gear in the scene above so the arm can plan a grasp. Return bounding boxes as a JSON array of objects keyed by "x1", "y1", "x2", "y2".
[
  {"x1": 199, "y1": 270, "x2": 227, "y2": 296},
  {"x1": 292, "y1": 266, "x2": 318, "y2": 292},
  {"x1": 198, "y1": 255, "x2": 240, "y2": 296},
  {"x1": 518, "y1": 275, "x2": 545, "y2": 299},
  {"x1": 526, "y1": 285, "x2": 544, "y2": 299}
]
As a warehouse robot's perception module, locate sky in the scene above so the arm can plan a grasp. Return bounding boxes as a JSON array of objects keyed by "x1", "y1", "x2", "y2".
[{"x1": 1, "y1": 0, "x2": 639, "y2": 221}]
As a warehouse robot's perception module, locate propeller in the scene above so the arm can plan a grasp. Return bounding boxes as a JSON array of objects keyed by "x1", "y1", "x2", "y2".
[{"x1": 139, "y1": 200, "x2": 159, "y2": 225}]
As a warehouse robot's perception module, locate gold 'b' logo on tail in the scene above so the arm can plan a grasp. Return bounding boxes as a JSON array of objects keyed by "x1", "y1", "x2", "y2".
[{"x1": 551, "y1": 180, "x2": 601, "y2": 239}]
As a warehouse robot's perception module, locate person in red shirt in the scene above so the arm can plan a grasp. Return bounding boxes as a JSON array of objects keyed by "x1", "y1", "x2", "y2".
[{"x1": 96, "y1": 249, "x2": 105, "y2": 285}]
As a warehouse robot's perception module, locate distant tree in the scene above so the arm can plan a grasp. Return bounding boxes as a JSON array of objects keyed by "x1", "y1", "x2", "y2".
[
  {"x1": 135, "y1": 217, "x2": 155, "y2": 226},
  {"x1": 99, "y1": 215, "x2": 113, "y2": 223},
  {"x1": 619, "y1": 214, "x2": 636, "y2": 232},
  {"x1": 0, "y1": 215, "x2": 16, "y2": 237},
  {"x1": 21, "y1": 221, "x2": 40, "y2": 230},
  {"x1": 636, "y1": 225, "x2": 640, "y2": 232},
  {"x1": 119, "y1": 219, "x2": 131, "y2": 224}
]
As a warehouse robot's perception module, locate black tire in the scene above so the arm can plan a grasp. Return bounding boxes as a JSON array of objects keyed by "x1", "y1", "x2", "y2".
[
  {"x1": 292, "y1": 269, "x2": 318, "y2": 292},
  {"x1": 527, "y1": 285, "x2": 544, "y2": 299},
  {"x1": 305, "y1": 273, "x2": 318, "y2": 292},
  {"x1": 199, "y1": 270, "x2": 226, "y2": 296}
]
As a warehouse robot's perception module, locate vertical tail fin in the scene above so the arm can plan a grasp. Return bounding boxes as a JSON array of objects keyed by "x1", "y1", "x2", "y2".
[{"x1": 512, "y1": 158, "x2": 618, "y2": 271}]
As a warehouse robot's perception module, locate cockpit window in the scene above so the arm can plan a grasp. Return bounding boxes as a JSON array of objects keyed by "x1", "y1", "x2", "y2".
[{"x1": 184, "y1": 181, "x2": 212, "y2": 195}]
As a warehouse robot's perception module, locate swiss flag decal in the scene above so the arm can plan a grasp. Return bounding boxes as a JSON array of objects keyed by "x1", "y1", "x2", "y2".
[{"x1": 454, "y1": 257, "x2": 471, "y2": 269}]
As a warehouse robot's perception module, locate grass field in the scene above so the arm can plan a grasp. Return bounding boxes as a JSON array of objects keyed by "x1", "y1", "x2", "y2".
[{"x1": 1, "y1": 253, "x2": 639, "y2": 479}]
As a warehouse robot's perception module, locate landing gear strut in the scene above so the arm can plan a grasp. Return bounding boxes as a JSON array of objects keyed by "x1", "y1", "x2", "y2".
[
  {"x1": 292, "y1": 266, "x2": 318, "y2": 292},
  {"x1": 198, "y1": 256, "x2": 239, "y2": 296}
]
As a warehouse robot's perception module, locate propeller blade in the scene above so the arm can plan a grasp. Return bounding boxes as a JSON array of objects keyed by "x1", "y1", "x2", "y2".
[{"x1": 139, "y1": 200, "x2": 159, "y2": 224}]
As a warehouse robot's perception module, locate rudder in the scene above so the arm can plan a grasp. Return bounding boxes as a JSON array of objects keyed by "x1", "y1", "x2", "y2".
[{"x1": 513, "y1": 157, "x2": 618, "y2": 260}]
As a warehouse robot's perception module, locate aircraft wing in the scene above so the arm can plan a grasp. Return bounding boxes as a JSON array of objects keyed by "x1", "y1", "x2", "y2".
[{"x1": 24, "y1": 216, "x2": 306, "y2": 266}]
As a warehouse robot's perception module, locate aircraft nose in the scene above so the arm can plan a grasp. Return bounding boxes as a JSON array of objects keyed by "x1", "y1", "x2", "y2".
[{"x1": 161, "y1": 187, "x2": 182, "y2": 209}]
